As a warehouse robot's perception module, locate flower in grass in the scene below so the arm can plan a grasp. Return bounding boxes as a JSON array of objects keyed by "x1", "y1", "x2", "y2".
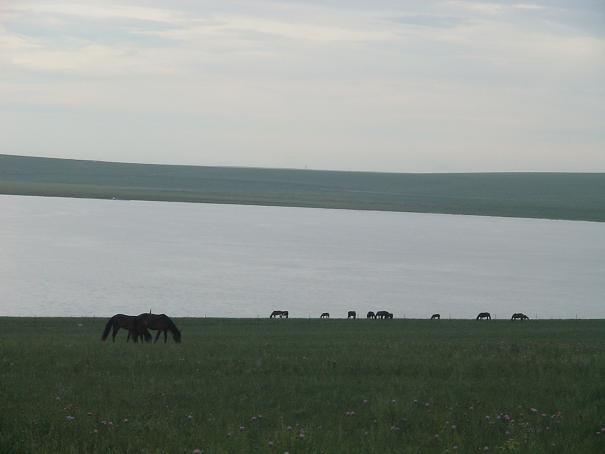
[
  {"x1": 503, "y1": 414, "x2": 511, "y2": 422},
  {"x1": 299, "y1": 432, "x2": 305, "y2": 439},
  {"x1": 268, "y1": 441, "x2": 274, "y2": 447},
  {"x1": 251, "y1": 416, "x2": 257, "y2": 422},
  {"x1": 601, "y1": 427, "x2": 605, "y2": 433},
  {"x1": 530, "y1": 408, "x2": 538, "y2": 413},
  {"x1": 188, "y1": 415, "x2": 193, "y2": 420},
  {"x1": 287, "y1": 425, "x2": 293, "y2": 431},
  {"x1": 66, "y1": 415, "x2": 75, "y2": 421},
  {"x1": 363, "y1": 399, "x2": 369, "y2": 405},
  {"x1": 192, "y1": 450, "x2": 202, "y2": 454},
  {"x1": 390, "y1": 425, "x2": 400, "y2": 431},
  {"x1": 451, "y1": 425, "x2": 456, "y2": 430},
  {"x1": 239, "y1": 425, "x2": 245, "y2": 432},
  {"x1": 484, "y1": 446, "x2": 489, "y2": 451},
  {"x1": 227, "y1": 432, "x2": 232, "y2": 437}
]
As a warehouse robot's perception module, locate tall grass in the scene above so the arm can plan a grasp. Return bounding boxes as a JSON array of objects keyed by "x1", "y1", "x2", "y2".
[{"x1": 0, "y1": 318, "x2": 604, "y2": 453}]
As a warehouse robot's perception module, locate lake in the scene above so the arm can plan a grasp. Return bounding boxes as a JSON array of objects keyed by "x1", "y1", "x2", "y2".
[{"x1": 1, "y1": 195, "x2": 604, "y2": 318}]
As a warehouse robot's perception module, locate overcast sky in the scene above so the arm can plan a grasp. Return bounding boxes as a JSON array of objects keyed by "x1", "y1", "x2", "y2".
[{"x1": 1, "y1": 0, "x2": 603, "y2": 172}]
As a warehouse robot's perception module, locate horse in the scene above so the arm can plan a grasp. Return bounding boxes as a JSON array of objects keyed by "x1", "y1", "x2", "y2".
[
  {"x1": 367, "y1": 311, "x2": 376, "y2": 319},
  {"x1": 511, "y1": 313, "x2": 529, "y2": 321},
  {"x1": 431, "y1": 314, "x2": 440, "y2": 320},
  {"x1": 320, "y1": 312, "x2": 330, "y2": 319},
  {"x1": 101, "y1": 314, "x2": 152, "y2": 343},
  {"x1": 476, "y1": 312, "x2": 491, "y2": 320},
  {"x1": 270, "y1": 310, "x2": 283, "y2": 319},
  {"x1": 136, "y1": 313, "x2": 181, "y2": 343},
  {"x1": 281, "y1": 311, "x2": 289, "y2": 319},
  {"x1": 375, "y1": 310, "x2": 392, "y2": 319},
  {"x1": 347, "y1": 311, "x2": 356, "y2": 319}
]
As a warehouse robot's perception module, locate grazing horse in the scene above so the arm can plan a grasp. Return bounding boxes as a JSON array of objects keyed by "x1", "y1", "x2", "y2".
[
  {"x1": 136, "y1": 313, "x2": 181, "y2": 343},
  {"x1": 367, "y1": 311, "x2": 376, "y2": 319},
  {"x1": 375, "y1": 310, "x2": 392, "y2": 319},
  {"x1": 320, "y1": 312, "x2": 330, "y2": 319},
  {"x1": 431, "y1": 314, "x2": 440, "y2": 320},
  {"x1": 347, "y1": 311, "x2": 356, "y2": 319},
  {"x1": 270, "y1": 310, "x2": 283, "y2": 318},
  {"x1": 101, "y1": 314, "x2": 151, "y2": 343},
  {"x1": 511, "y1": 313, "x2": 529, "y2": 321},
  {"x1": 476, "y1": 312, "x2": 491, "y2": 320}
]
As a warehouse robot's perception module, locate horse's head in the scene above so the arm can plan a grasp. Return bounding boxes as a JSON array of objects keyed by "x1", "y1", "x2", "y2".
[{"x1": 173, "y1": 329, "x2": 182, "y2": 343}]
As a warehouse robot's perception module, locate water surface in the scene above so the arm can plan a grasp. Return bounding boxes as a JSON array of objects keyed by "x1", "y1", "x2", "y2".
[{"x1": 1, "y1": 195, "x2": 604, "y2": 318}]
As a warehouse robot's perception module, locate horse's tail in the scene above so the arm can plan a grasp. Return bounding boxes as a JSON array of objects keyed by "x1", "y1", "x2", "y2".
[{"x1": 101, "y1": 316, "x2": 114, "y2": 341}]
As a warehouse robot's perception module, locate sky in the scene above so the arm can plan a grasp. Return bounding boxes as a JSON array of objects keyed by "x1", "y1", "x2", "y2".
[{"x1": 1, "y1": 0, "x2": 604, "y2": 172}]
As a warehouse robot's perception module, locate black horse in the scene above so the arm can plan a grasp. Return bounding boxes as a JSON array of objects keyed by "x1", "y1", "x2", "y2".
[
  {"x1": 136, "y1": 313, "x2": 181, "y2": 343},
  {"x1": 320, "y1": 312, "x2": 330, "y2": 319},
  {"x1": 511, "y1": 313, "x2": 529, "y2": 321},
  {"x1": 376, "y1": 310, "x2": 392, "y2": 319},
  {"x1": 347, "y1": 311, "x2": 356, "y2": 319},
  {"x1": 476, "y1": 312, "x2": 491, "y2": 320},
  {"x1": 367, "y1": 311, "x2": 376, "y2": 319},
  {"x1": 101, "y1": 314, "x2": 152, "y2": 342},
  {"x1": 431, "y1": 313, "x2": 440, "y2": 320}
]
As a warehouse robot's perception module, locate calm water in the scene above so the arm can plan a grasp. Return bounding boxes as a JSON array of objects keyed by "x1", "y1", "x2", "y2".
[{"x1": 1, "y1": 195, "x2": 604, "y2": 318}]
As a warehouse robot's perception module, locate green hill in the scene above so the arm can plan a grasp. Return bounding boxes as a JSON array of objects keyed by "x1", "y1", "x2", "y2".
[{"x1": 1, "y1": 154, "x2": 604, "y2": 221}]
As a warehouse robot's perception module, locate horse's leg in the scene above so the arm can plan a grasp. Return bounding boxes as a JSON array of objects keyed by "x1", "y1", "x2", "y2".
[
  {"x1": 112, "y1": 326, "x2": 118, "y2": 342},
  {"x1": 163, "y1": 330, "x2": 168, "y2": 343},
  {"x1": 154, "y1": 330, "x2": 161, "y2": 343}
]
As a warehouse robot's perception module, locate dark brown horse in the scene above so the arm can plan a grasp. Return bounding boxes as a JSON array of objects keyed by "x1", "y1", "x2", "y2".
[
  {"x1": 476, "y1": 312, "x2": 491, "y2": 320},
  {"x1": 101, "y1": 314, "x2": 151, "y2": 342},
  {"x1": 136, "y1": 313, "x2": 181, "y2": 343},
  {"x1": 347, "y1": 311, "x2": 356, "y2": 319},
  {"x1": 367, "y1": 311, "x2": 376, "y2": 319},
  {"x1": 511, "y1": 313, "x2": 529, "y2": 320},
  {"x1": 320, "y1": 312, "x2": 330, "y2": 318},
  {"x1": 431, "y1": 313, "x2": 440, "y2": 320}
]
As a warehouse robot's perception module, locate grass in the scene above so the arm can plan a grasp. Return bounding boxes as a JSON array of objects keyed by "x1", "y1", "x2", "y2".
[
  {"x1": 1, "y1": 318, "x2": 604, "y2": 453},
  {"x1": 2, "y1": 154, "x2": 605, "y2": 221}
]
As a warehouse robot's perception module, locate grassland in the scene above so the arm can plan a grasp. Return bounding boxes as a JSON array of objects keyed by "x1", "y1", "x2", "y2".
[
  {"x1": 0, "y1": 318, "x2": 604, "y2": 453},
  {"x1": 2, "y1": 154, "x2": 605, "y2": 222}
]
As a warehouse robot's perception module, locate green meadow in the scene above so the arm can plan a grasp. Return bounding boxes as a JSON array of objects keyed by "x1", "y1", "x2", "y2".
[{"x1": 1, "y1": 318, "x2": 604, "y2": 453}]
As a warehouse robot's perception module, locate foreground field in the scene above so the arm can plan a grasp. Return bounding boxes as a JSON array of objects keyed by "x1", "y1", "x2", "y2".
[{"x1": 0, "y1": 318, "x2": 604, "y2": 453}]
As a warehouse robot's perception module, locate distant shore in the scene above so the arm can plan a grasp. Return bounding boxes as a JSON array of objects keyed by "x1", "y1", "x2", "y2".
[{"x1": 2, "y1": 154, "x2": 605, "y2": 222}]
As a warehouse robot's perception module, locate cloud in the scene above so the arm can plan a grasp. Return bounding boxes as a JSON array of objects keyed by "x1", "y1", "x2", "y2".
[{"x1": 0, "y1": 0, "x2": 603, "y2": 171}]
